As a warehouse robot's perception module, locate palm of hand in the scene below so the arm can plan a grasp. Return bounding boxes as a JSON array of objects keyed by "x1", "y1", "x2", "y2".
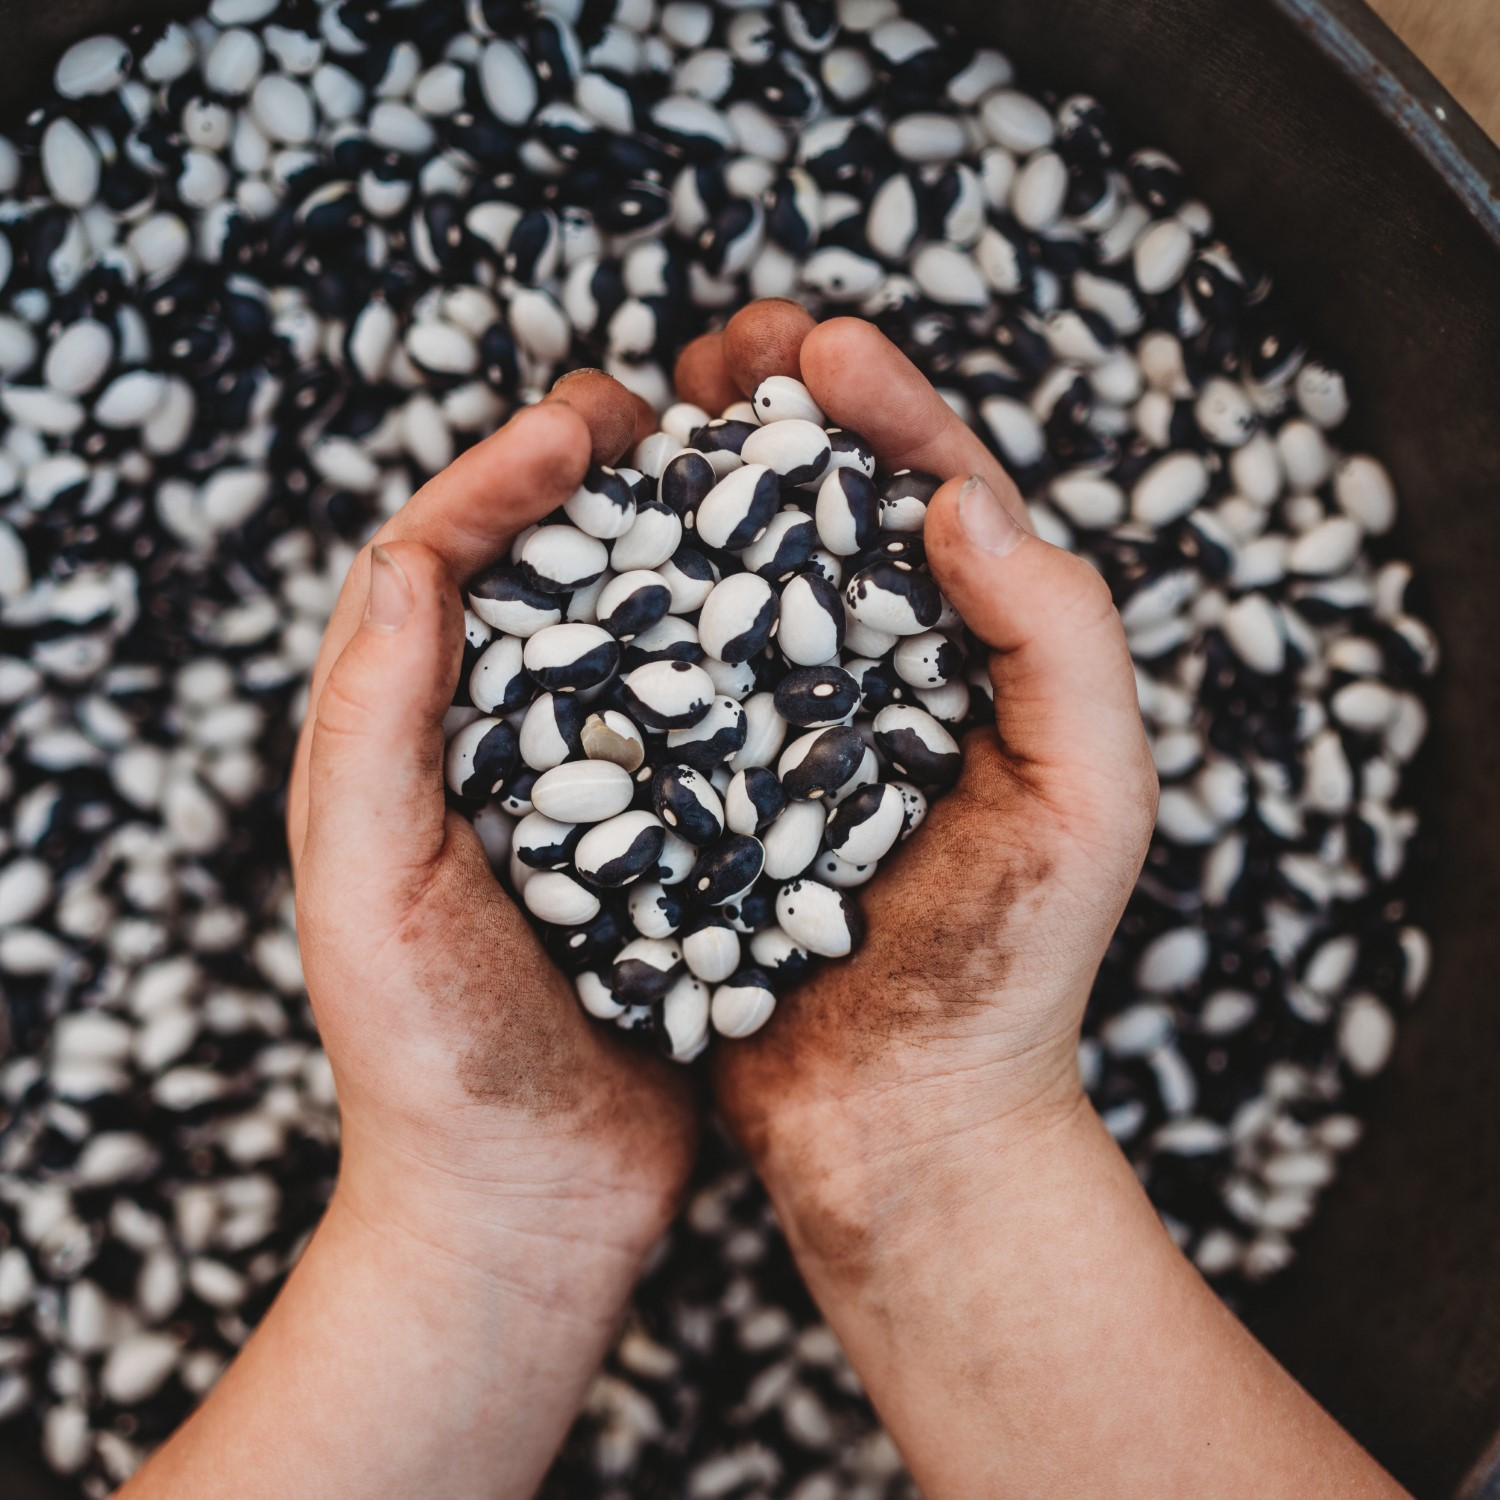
[
  {"x1": 288, "y1": 381, "x2": 696, "y2": 1244},
  {"x1": 297, "y1": 821, "x2": 696, "y2": 1211}
]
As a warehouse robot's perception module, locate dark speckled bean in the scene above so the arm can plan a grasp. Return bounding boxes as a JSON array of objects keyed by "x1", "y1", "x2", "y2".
[
  {"x1": 778, "y1": 725, "x2": 866, "y2": 800},
  {"x1": 773, "y1": 664, "x2": 860, "y2": 727},
  {"x1": 689, "y1": 833, "x2": 765, "y2": 906},
  {"x1": 652, "y1": 764, "x2": 725, "y2": 845}
]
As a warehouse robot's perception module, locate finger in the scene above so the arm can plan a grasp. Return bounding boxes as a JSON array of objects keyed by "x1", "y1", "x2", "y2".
[
  {"x1": 722, "y1": 298, "x2": 816, "y2": 396},
  {"x1": 798, "y1": 318, "x2": 1029, "y2": 525},
  {"x1": 288, "y1": 399, "x2": 593, "y2": 860},
  {"x1": 299, "y1": 541, "x2": 464, "y2": 883},
  {"x1": 674, "y1": 331, "x2": 741, "y2": 415},
  {"x1": 545, "y1": 367, "x2": 650, "y2": 464},
  {"x1": 923, "y1": 472, "x2": 1154, "y2": 807},
  {"x1": 392, "y1": 398, "x2": 596, "y2": 575}
]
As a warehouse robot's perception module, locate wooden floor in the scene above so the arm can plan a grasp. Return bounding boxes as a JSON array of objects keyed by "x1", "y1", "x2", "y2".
[{"x1": 1366, "y1": 0, "x2": 1500, "y2": 142}]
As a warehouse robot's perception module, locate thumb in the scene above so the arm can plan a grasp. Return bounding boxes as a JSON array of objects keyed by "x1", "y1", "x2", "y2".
[
  {"x1": 300, "y1": 540, "x2": 464, "y2": 890},
  {"x1": 924, "y1": 473, "x2": 1154, "y2": 807}
]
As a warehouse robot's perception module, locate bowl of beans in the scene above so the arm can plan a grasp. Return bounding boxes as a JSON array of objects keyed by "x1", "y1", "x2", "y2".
[{"x1": 0, "y1": 0, "x2": 1497, "y2": 1495}]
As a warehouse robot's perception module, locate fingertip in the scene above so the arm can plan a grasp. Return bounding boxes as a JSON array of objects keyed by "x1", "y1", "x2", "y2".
[
  {"x1": 353, "y1": 537, "x2": 465, "y2": 685},
  {"x1": 367, "y1": 536, "x2": 458, "y2": 604},
  {"x1": 723, "y1": 298, "x2": 816, "y2": 395},
  {"x1": 446, "y1": 395, "x2": 592, "y2": 504},
  {"x1": 544, "y1": 368, "x2": 641, "y2": 465},
  {"x1": 918, "y1": 476, "x2": 988, "y2": 583},
  {"x1": 799, "y1": 318, "x2": 978, "y2": 477},
  {"x1": 923, "y1": 472, "x2": 1029, "y2": 563},
  {"x1": 673, "y1": 331, "x2": 740, "y2": 415},
  {"x1": 307, "y1": 538, "x2": 462, "y2": 847},
  {"x1": 799, "y1": 316, "x2": 901, "y2": 387},
  {"x1": 513, "y1": 396, "x2": 595, "y2": 497}
]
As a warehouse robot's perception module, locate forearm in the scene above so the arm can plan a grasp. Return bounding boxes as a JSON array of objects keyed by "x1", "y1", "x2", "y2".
[
  {"x1": 760, "y1": 1094, "x2": 1406, "y2": 1500},
  {"x1": 120, "y1": 1174, "x2": 642, "y2": 1500}
]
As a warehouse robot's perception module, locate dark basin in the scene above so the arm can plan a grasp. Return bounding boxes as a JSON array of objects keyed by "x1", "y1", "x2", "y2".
[{"x1": 2, "y1": 0, "x2": 1498, "y2": 1496}]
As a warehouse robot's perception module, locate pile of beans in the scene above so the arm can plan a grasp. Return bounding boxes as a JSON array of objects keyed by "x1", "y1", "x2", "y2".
[
  {"x1": 447, "y1": 375, "x2": 978, "y2": 1056},
  {"x1": 0, "y1": 0, "x2": 1436, "y2": 1492}
]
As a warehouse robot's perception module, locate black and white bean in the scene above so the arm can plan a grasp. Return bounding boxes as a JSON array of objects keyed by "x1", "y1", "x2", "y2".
[
  {"x1": 521, "y1": 525, "x2": 610, "y2": 593},
  {"x1": 596, "y1": 570, "x2": 673, "y2": 640},
  {"x1": 653, "y1": 764, "x2": 726, "y2": 844},
  {"x1": 574, "y1": 810, "x2": 667, "y2": 887},
  {"x1": 694, "y1": 463, "x2": 780, "y2": 550},
  {"x1": 814, "y1": 467, "x2": 882, "y2": 555},
  {"x1": 515, "y1": 812, "x2": 584, "y2": 871},
  {"x1": 751, "y1": 374, "x2": 825, "y2": 426},
  {"x1": 844, "y1": 559, "x2": 943, "y2": 635},
  {"x1": 612, "y1": 937, "x2": 684, "y2": 1004},
  {"x1": 778, "y1": 725, "x2": 867, "y2": 800},
  {"x1": 824, "y1": 782, "x2": 906, "y2": 864},
  {"x1": 709, "y1": 968, "x2": 778, "y2": 1038},
  {"x1": 776, "y1": 569, "x2": 846, "y2": 665},
  {"x1": 522, "y1": 623, "x2": 621, "y2": 692},
  {"x1": 445, "y1": 716, "x2": 519, "y2": 799},
  {"x1": 531, "y1": 761, "x2": 635, "y2": 822},
  {"x1": 468, "y1": 567, "x2": 565, "y2": 636},
  {"x1": 623, "y1": 659, "x2": 716, "y2": 729},
  {"x1": 774, "y1": 664, "x2": 861, "y2": 726},
  {"x1": 775, "y1": 879, "x2": 863, "y2": 958},
  {"x1": 689, "y1": 833, "x2": 766, "y2": 906},
  {"x1": 724, "y1": 766, "x2": 788, "y2": 834},
  {"x1": 740, "y1": 418, "x2": 832, "y2": 486},
  {"x1": 699, "y1": 573, "x2": 778, "y2": 662},
  {"x1": 564, "y1": 466, "x2": 638, "y2": 538},
  {"x1": 520, "y1": 692, "x2": 586, "y2": 771},
  {"x1": 872, "y1": 704, "x2": 962, "y2": 785},
  {"x1": 681, "y1": 914, "x2": 742, "y2": 983},
  {"x1": 666, "y1": 694, "x2": 748, "y2": 770},
  {"x1": 468, "y1": 636, "x2": 530, "y2": 714}
]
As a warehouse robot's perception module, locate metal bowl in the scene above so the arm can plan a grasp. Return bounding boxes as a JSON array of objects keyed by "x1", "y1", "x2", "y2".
[{"x1": 2, "y1": 1, "x2": 1498, "y2": 1495}]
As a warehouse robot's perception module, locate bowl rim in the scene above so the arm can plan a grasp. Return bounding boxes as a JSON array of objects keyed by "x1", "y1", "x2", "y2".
[{"x1": 1269, "y1": 0, "x2": 1500, "y2": 247}]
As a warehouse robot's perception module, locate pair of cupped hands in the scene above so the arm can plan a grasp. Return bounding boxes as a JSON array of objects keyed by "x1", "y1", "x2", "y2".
[
  {"x1": 289, "y1": 299, "x2": 1155, "y2": 1273},
  {"x1": 133, "y1": 303, "x2": 1406, "y2": 1500}
]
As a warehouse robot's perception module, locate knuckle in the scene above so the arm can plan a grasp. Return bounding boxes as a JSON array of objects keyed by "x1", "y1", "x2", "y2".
[
  {"x1": 311, "y1": 664, "x2": 373, "y2": 746},
  {"x1": 1057, "y1": 553, "x2": 1119, "y2": 625}
]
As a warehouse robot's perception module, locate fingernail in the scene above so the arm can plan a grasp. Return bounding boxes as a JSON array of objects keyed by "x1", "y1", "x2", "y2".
[
  {"x1": 365, "y1": 545, "x2": 411, "y2": 633},
  {"x1": 959, "y1": 474, "x2": 1026, "y2": 557}
]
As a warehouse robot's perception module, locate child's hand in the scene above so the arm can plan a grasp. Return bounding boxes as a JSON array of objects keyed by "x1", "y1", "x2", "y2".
[{"x1": 286, "y1": 374, "x2": 696, "y2": 1275}]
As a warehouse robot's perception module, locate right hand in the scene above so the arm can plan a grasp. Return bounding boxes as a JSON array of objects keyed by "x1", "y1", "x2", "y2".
[{"x1": 674, "y1": 303, "x2": 1160, "y2": 1259}]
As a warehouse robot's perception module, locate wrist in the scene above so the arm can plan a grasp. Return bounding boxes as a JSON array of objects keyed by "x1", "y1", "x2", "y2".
[
  {"x1": 333, "y1": 1117, "x2": 680, "y2": 1305},
  {"x1": 133, "y1": 1171, "x2": 640, "y2": 1500},
  {"x1": 728, "y1": 1035, "x2": 1091, "y2": 1287}
]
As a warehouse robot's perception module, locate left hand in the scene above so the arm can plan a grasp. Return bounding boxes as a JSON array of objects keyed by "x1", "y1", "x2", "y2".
[
  {"x1": 122, "y1": 374, "x2": 703, "y2": 1500},
  {"x1": 287, "y1": 370, "x2": 698, "y2": 1283}
]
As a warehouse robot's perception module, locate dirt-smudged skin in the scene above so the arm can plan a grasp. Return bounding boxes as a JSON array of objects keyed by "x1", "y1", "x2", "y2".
[{"x1": 300, "y1": 808, "x2": 695, "y2": 1195}]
